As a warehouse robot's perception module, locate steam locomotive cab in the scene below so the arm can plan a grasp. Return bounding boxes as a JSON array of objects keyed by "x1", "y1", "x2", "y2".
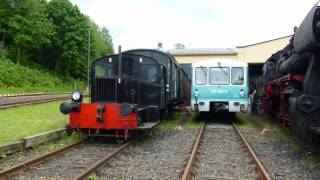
[{"x1": 61, "y1": 53, "x2": 165, "y2": 139}]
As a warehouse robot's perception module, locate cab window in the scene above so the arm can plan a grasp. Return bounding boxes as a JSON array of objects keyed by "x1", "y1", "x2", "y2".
[
  {"x1": 195, "y1": 67, "x2": 207, "y2": 85},
  {"x1": 231, "y1": 67, "x2": 244, "y2": 85}
]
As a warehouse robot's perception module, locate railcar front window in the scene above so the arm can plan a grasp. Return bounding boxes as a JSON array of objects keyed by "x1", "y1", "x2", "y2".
[
  {"x1": 195, "y1": 67, "x2": 207, "y2": 85},
  {"x1": 231, "y1": 67, "x2": 244, "y2": 85},
  {"x1": 209, "y1": 67, "x2": 229, "y2": 85}
]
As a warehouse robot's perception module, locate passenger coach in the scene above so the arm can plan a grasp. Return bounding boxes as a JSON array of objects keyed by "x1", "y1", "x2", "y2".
[{"x1": 191, "y1": 59, "x2": 248, "y2": 113}]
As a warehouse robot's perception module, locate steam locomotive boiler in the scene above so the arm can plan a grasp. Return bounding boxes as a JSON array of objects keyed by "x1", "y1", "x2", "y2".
[
  {"x1": 60, "y1": 49, "x2": 189, "y2": 139},
  {"x1": 258, "y1": 2, "x2": 320, "y2": 143}
]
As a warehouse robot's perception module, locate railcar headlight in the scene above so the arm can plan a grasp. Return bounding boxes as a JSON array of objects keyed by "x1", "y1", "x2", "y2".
[
  {"x1": 239, "y1": 89, "x2": 245, "y2": 98},
  {"x1": 194, "y1": 89, "x2": 199, "y2": 97},
  {"x1": 71, "y1": 91, "x2": 82, "y2": 102}
]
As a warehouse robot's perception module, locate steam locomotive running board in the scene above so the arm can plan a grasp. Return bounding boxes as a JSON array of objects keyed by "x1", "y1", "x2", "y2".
[{"x1": 137, "y1": 122, "x2": 160, "y2": 130}]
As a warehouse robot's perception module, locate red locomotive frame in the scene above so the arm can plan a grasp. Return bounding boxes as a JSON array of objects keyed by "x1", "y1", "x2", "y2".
[
  {"x1": 260, "y1": 74, "x2": 304, "y2": 126},
  {"x1": 70, "y1": 103, "x2": 138, "y2": 139}
]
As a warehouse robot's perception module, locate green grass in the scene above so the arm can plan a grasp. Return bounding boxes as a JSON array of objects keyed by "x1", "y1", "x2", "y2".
[
  {"x1": 301, "y1": 159, "x2": 320, "y2": 169},
  {"x1": 235, "y1": 112, "x2": 254, "y2": 129},
  {"x1": 0, "y1": 56, "x2": 85, "y2": 94},
  {"x1": 0, "y1": 100, "x2": 69, "y2": 145}
]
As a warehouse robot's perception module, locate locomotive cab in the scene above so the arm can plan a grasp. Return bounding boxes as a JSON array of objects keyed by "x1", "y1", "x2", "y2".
[{"x1": 60, "y1": 53, "x2": 166, "y2": 139}]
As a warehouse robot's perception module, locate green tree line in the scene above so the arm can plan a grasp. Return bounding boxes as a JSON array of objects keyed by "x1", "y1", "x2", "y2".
[{"x1": 0, "y1": 0, "x2": 114, "y2": 80}]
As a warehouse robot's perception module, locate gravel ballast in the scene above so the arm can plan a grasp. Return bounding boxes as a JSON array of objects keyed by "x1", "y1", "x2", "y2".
[
  {"x1": 96, "y1": 128, "x2": 198, "y2": 179},
  {"x1": 193, "y1": 125, "x2": 257, "y2": 180},
  {"x1": 12, "y1": 142, "x2": 117, "y2": 179},
  {"x1": 239, "y1": 114, "x2": 320, "y2": 180}
]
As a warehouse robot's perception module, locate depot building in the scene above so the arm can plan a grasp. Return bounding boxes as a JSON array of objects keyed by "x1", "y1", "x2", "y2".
[{"x1": 166, "y1": 35, "x2": 292, "y2": 91}]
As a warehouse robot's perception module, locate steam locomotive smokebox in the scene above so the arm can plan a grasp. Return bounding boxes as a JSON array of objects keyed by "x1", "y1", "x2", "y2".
[{"x1": 146, "y1": 106, "x2": 160, "y2": 122}]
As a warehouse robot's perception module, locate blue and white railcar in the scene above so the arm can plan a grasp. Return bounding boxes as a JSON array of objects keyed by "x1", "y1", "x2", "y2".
[{"x1": 191, "y1": 59, "x2": 248, "y2": 113}]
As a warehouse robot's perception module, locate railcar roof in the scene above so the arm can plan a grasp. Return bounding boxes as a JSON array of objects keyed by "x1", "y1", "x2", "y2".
[{"x1": 192, "y1": 59, "x2": 248, "y2": 67}]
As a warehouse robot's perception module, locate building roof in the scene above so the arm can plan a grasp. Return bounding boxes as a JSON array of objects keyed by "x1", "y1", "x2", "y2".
[
  {"x1": 166, "y1": 48, "x2": 237, "y2": 56},
  {"x1": 236, "y1": 35, "x2": 292, "y2": 48}
]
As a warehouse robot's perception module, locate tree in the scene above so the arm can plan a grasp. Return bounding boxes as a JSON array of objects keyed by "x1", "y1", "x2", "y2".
[
  {"x1": 174, "y1": 43, "x2": 185, "y2": 49},
  {"x1": 1, "y1": 0, "x2": 54, "y2": 64},
  {"x1": 0, "y1": 0, "x2": 114, "y2": 81},
  {"x1": 100, "y1": 27, "x2": 114, "y2": 54},
  {"x1": 89, "y1": 21, "x2": 113, "y2": 59},
  {"x1": 46, "y1": 0, "x2": 88, "y2": 78}
]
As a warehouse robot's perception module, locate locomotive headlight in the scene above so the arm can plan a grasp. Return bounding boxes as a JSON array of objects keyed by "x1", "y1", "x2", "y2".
[{"x1": 71, "y1": 91, "x2": 82, "y2": 102}]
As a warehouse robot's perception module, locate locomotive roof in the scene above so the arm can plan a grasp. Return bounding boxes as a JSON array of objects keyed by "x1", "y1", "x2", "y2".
[
  {"x1": 124, "y1": 48, "x2": 179, "y2": 65},
  {"x1": 93, "y1": 53, "x2": 163, "y2": 65},
  {"x1": 192, "y1": 59, "x2": 248, "y2": 67}
]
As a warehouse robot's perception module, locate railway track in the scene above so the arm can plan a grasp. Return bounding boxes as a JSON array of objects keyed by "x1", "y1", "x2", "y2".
[
  {"x1": 0, "y1": 139, "x2": 129, "y2": 179},
  {"x1": 182, "y1": 122, "x2": 272, "y2": 180},
  {"x1": 0, "y1": 94, "x2": 71, "y2": 109}
]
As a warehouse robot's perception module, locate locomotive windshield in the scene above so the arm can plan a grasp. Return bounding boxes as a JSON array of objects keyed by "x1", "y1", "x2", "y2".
[
  {"x1": 209, "y1": 67, "x2": 229, "y2": 85},
  {"x1": 141, "y1": 64, "x2": 158, "y2": 81},
  {"x1": 94, "y1": 57, "x2": 118, "y2": 78},
  {"x1": 231, "y1": 67, "x2": 244, "y2": 85},
  {"x1": 94, "y1": 55, "x2": 159, "y2": 82}
]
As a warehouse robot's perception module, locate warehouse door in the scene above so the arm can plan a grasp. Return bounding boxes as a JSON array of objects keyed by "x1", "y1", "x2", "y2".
[{"x1": 248, "y1": 63, "x2": 263, "y2": 92}]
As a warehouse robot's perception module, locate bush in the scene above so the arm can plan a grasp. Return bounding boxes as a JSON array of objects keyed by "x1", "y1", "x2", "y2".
[{"x1": 0, "y1": 56, "x2": 85, "y2": 94}]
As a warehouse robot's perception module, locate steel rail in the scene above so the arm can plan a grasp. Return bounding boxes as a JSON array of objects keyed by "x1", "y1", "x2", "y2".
[
  {"x1": 0, "y1": 139, "x2": 86, "y2": 178},
  {"x1": 232, "y1": 123, "x2": 272, "y2": 180},
  {"x1": 181, "y1": 122, "x2": 205, "y2": 180},
  {"x1": 0, "y1": 92, "x2": 73, "y2": 98},
  {"x1": 73, "y1": 142, "x2": 130, "y2": 180},
  {"x1": 0, "y1": 96, "x2": 70, "y2": 109}
]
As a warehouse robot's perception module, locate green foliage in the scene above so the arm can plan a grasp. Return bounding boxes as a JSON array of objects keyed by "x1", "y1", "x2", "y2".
[
  {"x1": 0, "y1": 0, "x2": 113, "y2": 83},
  {"x1": 0, "y1": 55, "x2": 85, "y2": 93},
  {"x1": 174, "y1": 43, "x2": 185, "y2": 49},
  {"x1": 88, "y1": 175, "x2": 97, "y2": 180}
]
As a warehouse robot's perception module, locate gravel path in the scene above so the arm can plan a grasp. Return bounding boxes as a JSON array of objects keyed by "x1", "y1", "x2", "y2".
[
  {"x1": 193, "y1": 125, "x2": 257, "y2": 180},
  {"x1": 12, "y1": 142, "x2": 117, "y2": 179},
  {"x1": 96, "y1": 128, "x2": 198, "y2": 180},
  {"x1": 240, "y1": 124, "x2": 320, "y2": 179}
]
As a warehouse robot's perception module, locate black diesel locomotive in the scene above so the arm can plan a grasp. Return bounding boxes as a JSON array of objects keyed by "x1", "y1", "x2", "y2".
[
  {"x1": 257, "y1": 2, "x2": 320, "y2": 143},
  {"x1": 61, "y1": 48, "x2": 189, "y2": 139}
]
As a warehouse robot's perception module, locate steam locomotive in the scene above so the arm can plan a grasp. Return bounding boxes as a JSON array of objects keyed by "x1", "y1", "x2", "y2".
[
  {"x1": 60, "y1": 48, "x2": 190, "y2": 139},
  {"x1": 257, "y1": 2, "x2": 320, "y2": 143}
]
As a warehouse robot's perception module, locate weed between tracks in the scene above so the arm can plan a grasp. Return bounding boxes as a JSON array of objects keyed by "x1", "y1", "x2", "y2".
[{"x1": 151, "y1": 111, "x2": 201, "y2": 135}]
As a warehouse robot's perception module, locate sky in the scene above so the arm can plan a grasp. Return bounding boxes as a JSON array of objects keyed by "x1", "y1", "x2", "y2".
[{"x1": 70, "y1": 0, "x2": 318, "y2": 50}]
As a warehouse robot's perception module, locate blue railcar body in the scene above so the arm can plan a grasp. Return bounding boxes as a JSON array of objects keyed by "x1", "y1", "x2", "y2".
[{"x1": 191, "y1": 59, "x2": 249, "y2": 113}]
